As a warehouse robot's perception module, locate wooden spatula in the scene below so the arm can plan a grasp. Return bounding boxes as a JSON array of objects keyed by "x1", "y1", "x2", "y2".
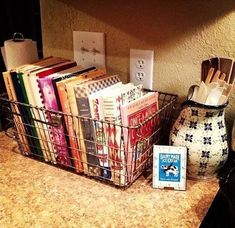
[
  {"x1": 201, "y1": 58, "x2": 219, "y2": 82},
  {"x1": 229, "y1": 61, "x2": 235, "y2": 85},
  {"x1": 217, "y1": 73, "x2": 227, "y2": 87},
  {"x1": 219, "y1": 57, "x2": 234, "y2": 83}
]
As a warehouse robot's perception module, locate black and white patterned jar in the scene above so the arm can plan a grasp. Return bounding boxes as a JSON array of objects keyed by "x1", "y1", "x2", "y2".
[{"x1": 169, "y1": 100, "x2": 229, "y2": 179}]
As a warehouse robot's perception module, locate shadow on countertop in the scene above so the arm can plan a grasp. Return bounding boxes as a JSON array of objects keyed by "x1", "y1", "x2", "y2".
[{"x1": 200, "y1": 152, "x2": 235, "y2": 228}]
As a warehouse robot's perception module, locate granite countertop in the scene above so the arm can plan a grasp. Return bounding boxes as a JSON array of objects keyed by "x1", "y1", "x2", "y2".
[{"x1": 0, "y1": 132, "x2": 218, "y2": 228}]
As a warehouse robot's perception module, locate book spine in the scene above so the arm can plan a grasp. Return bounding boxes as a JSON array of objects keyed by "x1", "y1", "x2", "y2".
[
  {"x1": 90, "y1": 96, "x2": 111, "y2": 179},
  {"x1": 74, "y1": 74, "x2": 121, "y2": 177},
  {"x1": 57, "y1": 83, "x2": 83, "y2": 172},
  {"x1": 38, "y1": 78, "x2": 72, "y2": 167},
  {"x1": 66, "y1": 84, "x2": 88, "y2": 173},
  {"x1": 2, "y1": 72, "x2": 30, "y2": 155},
  {"x1": 77, "y1": 97, "x2": 100, "y2": 176},
  {"x1": 10, "y1": 72, "x2": 43, "y2": 158},
  {"x1": 19, "y1": 73, "x2": 51, "y2": 162},
  {"x1": 30, "y1": 61, "x2": 77, "y2": 163},
  {"x1": 103, "y1": 95, "x2": 126, "y2": 185},
  {"x1": 37, "y1": 61, "x2": 76, "y2": 78},
  {"x1": 30, "y1": 76, "x2": 57, "y2": 164}
]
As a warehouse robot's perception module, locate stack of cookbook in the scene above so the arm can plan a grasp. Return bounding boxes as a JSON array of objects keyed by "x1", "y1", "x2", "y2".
[{"x1": 2, "y1": 56, "x2": 159, "y2": 185}]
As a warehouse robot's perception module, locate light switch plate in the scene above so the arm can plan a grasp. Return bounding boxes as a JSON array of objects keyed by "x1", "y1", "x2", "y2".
[
  {"x1": 130, "y1": 49, "x2": 154, "y2": 90},
  {"x1": 73, "y1": 31, "x2": 106, "y2": 68}
]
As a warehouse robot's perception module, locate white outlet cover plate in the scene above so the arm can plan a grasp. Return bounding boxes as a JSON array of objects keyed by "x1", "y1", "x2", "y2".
[
  {"x1": 130, "y1": 49, "x2": 154, "y2": 90},
  {"x1": 73, "y1": 31, "x2": 106, "y2": 68}
]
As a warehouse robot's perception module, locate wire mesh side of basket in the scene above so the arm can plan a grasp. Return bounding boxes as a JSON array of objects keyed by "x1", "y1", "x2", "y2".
[{"x1": 0, "y1": 92, "x2": 177, "y2": 187}]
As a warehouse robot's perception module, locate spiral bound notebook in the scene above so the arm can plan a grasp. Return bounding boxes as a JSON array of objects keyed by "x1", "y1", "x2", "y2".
[{"x1": 38, "y1": 77, "x2": 72, "y2": 167}]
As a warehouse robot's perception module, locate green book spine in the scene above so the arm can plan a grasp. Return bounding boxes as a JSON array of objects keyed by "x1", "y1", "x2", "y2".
[{"x1": 17, "y1": 72, "x2": 43, "y2": 158}]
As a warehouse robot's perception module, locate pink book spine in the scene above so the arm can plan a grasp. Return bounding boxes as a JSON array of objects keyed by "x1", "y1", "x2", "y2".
[{"x1": 38, "y1": 77, "x2": 71, "y2": 167}]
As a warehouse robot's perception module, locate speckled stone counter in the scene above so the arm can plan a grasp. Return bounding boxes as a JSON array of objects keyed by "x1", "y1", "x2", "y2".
[{"x1": 0, "y1": 132, "x2": 218, "y2": 228}]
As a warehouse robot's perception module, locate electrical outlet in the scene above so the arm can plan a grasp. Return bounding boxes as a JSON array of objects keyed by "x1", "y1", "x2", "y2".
[
  {"x1": 130, "y1": 49, "x2": 154, "y2": 90},
  {"x1": 136, "y1": 59, "x2": 145, "y2": 69},
  {"x1": 73, "y1": 31, "x2": 106, "y2": 68},
  {"x1": 136, "y1": 71, "x2": 145, "y2": 81}
]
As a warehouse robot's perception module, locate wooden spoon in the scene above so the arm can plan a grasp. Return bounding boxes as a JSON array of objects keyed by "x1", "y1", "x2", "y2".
[{"x1": 219, "y1": 57, "x2": 234, "y2": 83}]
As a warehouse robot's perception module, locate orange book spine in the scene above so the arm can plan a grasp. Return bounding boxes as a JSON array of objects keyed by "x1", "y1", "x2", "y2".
[{"x1": 57, "y1": 83, "x2": 83, "y2": 172}]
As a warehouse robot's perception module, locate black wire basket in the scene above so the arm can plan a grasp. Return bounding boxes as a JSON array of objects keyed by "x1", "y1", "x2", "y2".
[{"x1": 0, "y1": 91, "x2": 177, "y2": 188}]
